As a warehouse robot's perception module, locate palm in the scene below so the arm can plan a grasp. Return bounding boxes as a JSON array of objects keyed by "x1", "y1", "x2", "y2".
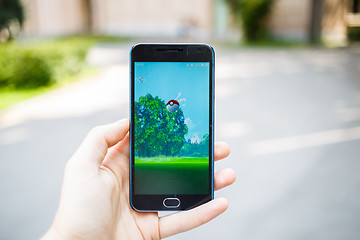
[
  {"x1": 104, "y1": 135, "x2": 234, "y2": 239},
  {"x1": 44, "y1": 120, "x2": 235, "y2": 240},
  {"x1": 108, "y1": 146, "x2": 160, "y2": 239}
]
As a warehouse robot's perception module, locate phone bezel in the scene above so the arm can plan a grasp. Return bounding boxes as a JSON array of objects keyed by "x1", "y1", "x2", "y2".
[{"x1": 130, "y1": 44, "x2": 215, "y2": 211}]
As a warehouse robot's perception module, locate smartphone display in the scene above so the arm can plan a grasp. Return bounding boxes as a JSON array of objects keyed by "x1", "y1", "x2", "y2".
[{"x1": 130, "y1": 44, "x2": 214, "y2": 211}]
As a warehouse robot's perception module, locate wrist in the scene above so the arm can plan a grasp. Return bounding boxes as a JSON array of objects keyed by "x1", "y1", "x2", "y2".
[
  {"x1": 41, "y1": 225, "x2": 81, "y2": 240},
  {"x1": 41, "y1": 226, "x2": 63, "y2": 240}
]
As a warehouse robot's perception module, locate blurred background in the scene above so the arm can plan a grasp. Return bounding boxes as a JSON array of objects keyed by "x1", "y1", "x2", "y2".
[{"x1": 1, "y1": 0, "x2": 360, "y2": 239}]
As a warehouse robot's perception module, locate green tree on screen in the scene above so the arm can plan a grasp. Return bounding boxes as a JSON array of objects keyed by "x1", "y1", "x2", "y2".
[
  {"x1": 135, "y1": 93, "x2": 188, "y2": 157},
  {"x1": 179, "y1": 134, "x2": 209, "y2": 157}
]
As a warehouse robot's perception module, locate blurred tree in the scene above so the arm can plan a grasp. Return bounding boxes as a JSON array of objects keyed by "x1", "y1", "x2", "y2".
[
  {"x1": 225, "y1": 0, "x2": 274, "y2": 42},
  {"x1": 135, "y1": 93, "x2": 188, "y2": 157},
  {"x1": 0, "y1": 0, "x2": 24, "y2": 40},
  {"x1": 179, "y1": 134, "x2": 209, "y2": 157},
  {"x1": 82, "y1": 0, "x2": 93, "y2": 33},
  {"x1": 309, "y1": 0, "x2": 324, "y2": 43}
]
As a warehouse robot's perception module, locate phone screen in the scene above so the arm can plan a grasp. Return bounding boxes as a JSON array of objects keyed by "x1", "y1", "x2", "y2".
[{"x1": 133, "y1": 61, "x2": 210, "y2": 195}]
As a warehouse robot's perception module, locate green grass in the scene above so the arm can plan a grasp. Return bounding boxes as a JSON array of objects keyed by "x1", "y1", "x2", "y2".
[
  {"x1": 15, "y1": 35, "x2": 132, "y2": 47},
  {"x1": 135, "y1": 156, "x2": 208, "y2": 165},
  {"x1": 134, "y1": 156, "x2": 209, "y2": 194},
  {"x1": 54, "y1": 35, "x2": 132, "y2": 43},
  {"x1": 0, "y1": 67, "x2": 98, "y2": 111}
]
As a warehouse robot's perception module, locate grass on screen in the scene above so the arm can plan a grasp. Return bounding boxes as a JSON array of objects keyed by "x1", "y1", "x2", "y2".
[{"x1": 134, "y1": 156, "x2": 209, "y2": 194}]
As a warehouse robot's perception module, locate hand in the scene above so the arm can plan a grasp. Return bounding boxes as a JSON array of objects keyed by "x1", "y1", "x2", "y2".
[{"x1": 42, "y1": 119, "x2": 236, "y2": 239}]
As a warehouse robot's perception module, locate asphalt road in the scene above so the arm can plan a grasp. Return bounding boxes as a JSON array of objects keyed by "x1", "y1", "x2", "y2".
[{"x1": 1, "y1": 44, "x2": 360, "y2": 240}]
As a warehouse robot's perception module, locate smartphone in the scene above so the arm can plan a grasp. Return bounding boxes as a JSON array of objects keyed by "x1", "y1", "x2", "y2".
[{"x1": 130, "y1": 44, "x2": 214, "y2": 211}]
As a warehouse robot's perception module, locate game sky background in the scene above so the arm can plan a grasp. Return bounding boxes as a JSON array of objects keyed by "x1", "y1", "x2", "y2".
[{"x1": 134, "y1": 62, "x2": 209, "y2": 143}]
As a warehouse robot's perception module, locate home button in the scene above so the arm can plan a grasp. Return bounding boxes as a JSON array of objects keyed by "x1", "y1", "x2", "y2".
[{"x1": 163, "y1": 198, "x2": 180, "y2": 208}]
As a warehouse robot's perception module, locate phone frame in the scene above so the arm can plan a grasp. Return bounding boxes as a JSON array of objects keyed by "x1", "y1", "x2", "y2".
[{"x1": 130, "y1": 43, "x2": 215, "y2": 211}]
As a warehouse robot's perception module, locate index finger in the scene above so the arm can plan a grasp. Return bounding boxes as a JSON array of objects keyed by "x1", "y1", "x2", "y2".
[{"x1": 71, "y1": 119, "x2": 129, "y2": 167}]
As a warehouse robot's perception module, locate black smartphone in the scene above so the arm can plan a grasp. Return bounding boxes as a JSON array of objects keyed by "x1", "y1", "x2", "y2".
[{"x1": 130, "y1": 44, "x2": 214, "y2": 211}]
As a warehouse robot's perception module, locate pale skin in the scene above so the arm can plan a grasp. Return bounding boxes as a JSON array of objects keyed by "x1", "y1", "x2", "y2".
[{"x1": 42, "y1": 119, "x2": 236, "y2": 239}]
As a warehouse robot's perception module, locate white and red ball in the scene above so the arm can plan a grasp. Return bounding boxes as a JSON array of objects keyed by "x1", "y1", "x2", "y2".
[{"x1": 166, "y1": 99, "x2": 180, "y2": 113}]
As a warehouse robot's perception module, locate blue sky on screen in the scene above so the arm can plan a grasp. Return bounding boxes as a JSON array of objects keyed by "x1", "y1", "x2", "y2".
[{"x1": 135, "y1": 62, "x2": 209, "y2": 143}]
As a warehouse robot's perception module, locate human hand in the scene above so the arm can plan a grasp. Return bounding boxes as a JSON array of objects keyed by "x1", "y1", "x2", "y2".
[{"x1": 42, "y1": 119, "x2": 236, "y2": 239}]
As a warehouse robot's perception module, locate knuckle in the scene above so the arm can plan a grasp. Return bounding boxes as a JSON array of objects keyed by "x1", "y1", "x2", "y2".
[{"x1": 88, "y1": 126, "x2": 103, "y2": 137}]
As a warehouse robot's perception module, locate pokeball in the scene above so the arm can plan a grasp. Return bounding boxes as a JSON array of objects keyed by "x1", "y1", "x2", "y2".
[{"x1": 166, "y1": 99, "x2": 179, "y2": 113}]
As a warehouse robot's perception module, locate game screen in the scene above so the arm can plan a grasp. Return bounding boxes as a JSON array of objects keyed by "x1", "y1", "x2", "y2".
[{"x1": 134, "y1": 62, "x2": 210, "y2": 194}]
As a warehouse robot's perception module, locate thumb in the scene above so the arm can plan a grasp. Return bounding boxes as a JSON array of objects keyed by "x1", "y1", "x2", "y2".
[{"x1": 70, "y1": 119, "x2": 129, "y2": 168}]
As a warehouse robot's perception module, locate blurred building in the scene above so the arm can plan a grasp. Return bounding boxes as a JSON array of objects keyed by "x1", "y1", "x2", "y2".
[
  {"x1": 261, "y1": 0, "x2": 359, "y2": 45},
  {"x1": 21, "y1": 0, "x2": 90, "y2": 36},
  {"x1": 21, "y1": 0, "x2": 214, "y2": 40},
  {"x1": 21, "y1": 0, "x2": 360, "y2": 44}
]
